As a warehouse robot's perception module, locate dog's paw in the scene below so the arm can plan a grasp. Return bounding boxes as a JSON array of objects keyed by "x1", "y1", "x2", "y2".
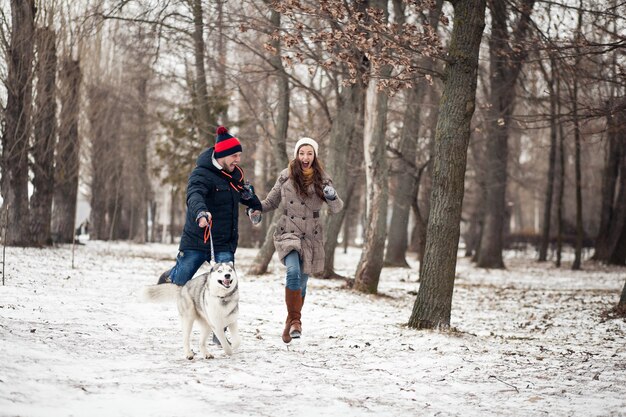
[
  {"x1": 204, "y1": 353, "x2": 214, "y2": 359},
  {"x1": 185, "y1": 352, "x2": 195, "y2": 360}
]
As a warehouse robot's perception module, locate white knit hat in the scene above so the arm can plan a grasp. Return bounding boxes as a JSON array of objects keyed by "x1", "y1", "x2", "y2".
[{"x1": 293, "y1": 137, "x2": 319, "y2": 159}]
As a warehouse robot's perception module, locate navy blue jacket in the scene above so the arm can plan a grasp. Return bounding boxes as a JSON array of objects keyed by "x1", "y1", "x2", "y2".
[{"x1": 179, "y1": 147, "x2": 262, "y2": 253}]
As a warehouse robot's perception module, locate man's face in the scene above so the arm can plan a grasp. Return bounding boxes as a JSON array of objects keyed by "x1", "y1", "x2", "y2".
[{"x1": 218, "y1": 152, "x2": 241, "y2": 173}]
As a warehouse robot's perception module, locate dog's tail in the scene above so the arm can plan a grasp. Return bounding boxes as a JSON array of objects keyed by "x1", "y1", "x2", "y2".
[{"x1": 141, "y1": 284, "x2": 181, "y2": 302}]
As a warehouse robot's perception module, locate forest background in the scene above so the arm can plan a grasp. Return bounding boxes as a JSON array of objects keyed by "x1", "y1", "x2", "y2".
[{"x1": 1, "y1": 0, "x2": 625, "y2": 328}]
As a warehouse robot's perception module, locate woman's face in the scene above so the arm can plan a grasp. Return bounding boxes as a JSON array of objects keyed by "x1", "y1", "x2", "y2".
[{"x1": 297, "y1": 145, "x2": 315, "y2": 169}]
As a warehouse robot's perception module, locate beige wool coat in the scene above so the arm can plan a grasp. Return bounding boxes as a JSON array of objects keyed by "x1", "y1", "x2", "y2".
[{"x1": 261, "y1": 168, "x2": 344, "y2": 275}]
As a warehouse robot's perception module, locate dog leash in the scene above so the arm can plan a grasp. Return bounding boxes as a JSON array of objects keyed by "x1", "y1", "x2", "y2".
[{"x1": 203, "y1": 219, "x2": 215, "y2": 264}]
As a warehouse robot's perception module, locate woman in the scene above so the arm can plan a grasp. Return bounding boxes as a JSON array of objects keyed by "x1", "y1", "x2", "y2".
[{"x1": 253, "y1": 137, "x2": 343, "y2": 343}]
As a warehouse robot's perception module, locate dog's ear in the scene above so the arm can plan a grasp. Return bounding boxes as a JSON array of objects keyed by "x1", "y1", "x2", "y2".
[
  {"x1": 209, "y1": 260, "x2": 217, "y2": 269},
  {"x1": 227, "y1": 261, "x2": 234, "y2": 268}
]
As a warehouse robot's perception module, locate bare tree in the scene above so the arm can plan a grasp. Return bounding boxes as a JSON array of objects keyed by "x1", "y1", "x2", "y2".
[
  {"x1": 30, "y1": 27, "x2": 57, "y2": 246},
  {"x1": 354, "y1": 0, "x2": 391, "y2": 294},
  {"x1": 2, "y1": 0, "x2": 36, "y2": 246},
  {"x1": 248, "y1": 5, "x2": 290, "y2": 275},
  {"x1": 570, "y1": 1, "x2": 584, "y2": 270},
  {"x1": 538, "y1": 55, "x2": 558, "y2": 262},
  {"x1": 476, "y1": 0, "x2": 535, "y2": 269},
  {"x1": 408, "y1": 0, "x2": 486, "y2": 329},
  {"x1": 384, "y1": 0, "x2": 443, "y2": 268},
  {"x1": 190, "y1": 0, "x2": 214, "y2": 141},
  {"x1": 321, "y1": 79, "x2": 365, "y2": 278},
  {"x1": 52, "y1": 58, "x2": 81, "y2": 243}
]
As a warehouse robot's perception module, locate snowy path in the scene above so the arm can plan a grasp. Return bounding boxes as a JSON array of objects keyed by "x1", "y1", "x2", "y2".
[{"x1": 1, "y1": 242, "x2": 625, "y2": 416}]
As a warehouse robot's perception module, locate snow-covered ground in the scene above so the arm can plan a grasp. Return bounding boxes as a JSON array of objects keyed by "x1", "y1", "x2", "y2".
[{"x1": 1, "y1": 241, "x2": 625, "y2": 417}]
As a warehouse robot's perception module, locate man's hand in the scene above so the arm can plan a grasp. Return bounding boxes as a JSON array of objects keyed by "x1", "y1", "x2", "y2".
[
  {"x1": 196, "y1": 211, "x2": 212, "y2": 228},
  {"x1": 246, "y1": 208, "x2": 262, "y2": 225}
]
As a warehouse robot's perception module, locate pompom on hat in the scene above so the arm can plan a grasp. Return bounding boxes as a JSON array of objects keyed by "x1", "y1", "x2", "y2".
[
  {"x1": 214, "y1": 126, "x2": 242, "y2": 158},
  {"x1": 293, "y1": 137, "x2": 319, "y2": 159}
]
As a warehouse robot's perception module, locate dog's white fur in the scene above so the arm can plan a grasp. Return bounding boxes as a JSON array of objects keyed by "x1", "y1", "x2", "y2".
[{"x1": 143, "y1": 262, "x2": 241, "y2": 359}]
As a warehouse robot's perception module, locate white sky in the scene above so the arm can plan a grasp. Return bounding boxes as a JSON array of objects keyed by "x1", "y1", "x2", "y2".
[{"x1": 1, "y1": 241, "x2": 625, "y2": 416}]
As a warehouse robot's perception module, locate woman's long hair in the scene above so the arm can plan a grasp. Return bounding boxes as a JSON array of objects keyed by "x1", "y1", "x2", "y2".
[{"x1": 289, "y1": 154, "x2": 326, "y2": 200}]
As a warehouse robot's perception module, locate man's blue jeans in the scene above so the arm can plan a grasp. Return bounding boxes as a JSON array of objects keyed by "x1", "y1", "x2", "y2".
[
  {"x1": 170, "y1": 250, "x2": 234, "y2": 286},
  {"x1": 285, "y1": 250, "x2": 309, "y2": 297}
]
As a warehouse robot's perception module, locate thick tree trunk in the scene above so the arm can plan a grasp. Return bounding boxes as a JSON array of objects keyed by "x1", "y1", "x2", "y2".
[
  {"x1": 606, "y1": 136, "x2": 626, "y2": 265},
  {"x1": 538, "y1": 56, "x2": 558, "y2": 262},
  {"x1": 88, "y1": 86, "x2": 110, "y2": 241},
  {"x1": 52, "y1": 59, "x2": 82, "y2": 243},
  {"x1": 30, "y1": 27, "x2": 57, "y2": 246},
  {"x1": 2, "y1": 0, "x2": 36, "y2": 246},
  {"x1": 593, "y1": 99, "x2": 625, "y2": 262},
  {"x1": 321, "y1": 81, "x2": 365, "y2": 278},
  {"x1": 247, "y1": 8, "x2": 290, "y2": 275},
  {"x1": 131, "y1": 77, "x2": 151, "y2": 243},
  {"x1": 408, "y1": 0, "x2": 486, "y2": 329},
  {"x1": 477, "y1": 0, "x2": 535, "y2": 269},
  {"x1": 354, "y1": 94, "x2": 391, "y2": 290},
  {"x1": 353, "y1": 0, "x2": 390, "y2": 294}
]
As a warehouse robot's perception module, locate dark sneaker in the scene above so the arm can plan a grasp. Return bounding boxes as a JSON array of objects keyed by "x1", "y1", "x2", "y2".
[{"x1": 157, "y1": 269, "x2": 172, "y2": 285}]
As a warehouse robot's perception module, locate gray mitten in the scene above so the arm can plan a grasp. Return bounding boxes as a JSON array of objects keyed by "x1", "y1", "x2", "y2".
[
  {"x1": 246, "y1": 208, "x2": 262, "y2": 225},
  {"x1": 323, "y1": 184, "x2": 337, "y2": 201}
]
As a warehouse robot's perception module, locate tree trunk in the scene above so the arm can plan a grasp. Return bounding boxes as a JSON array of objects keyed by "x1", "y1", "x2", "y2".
[
  {"x1": 538, "y1": 56, "x2": 558, "y2": 262},
  {"x1": 88, "y1": 85, "x2": 110, "y2": 241},
  {"x1": 477, "y1": 0, "x2": 535, "y2": 268},
  {"x1": 131, "y1": 76, "x2": 151, "y2": 243},
  {"x1": 353, "y1": 0, "x2": 391, "y2": 294},
  {"x1": 385, "y1": 0, "x2": 442, "y2": 269},
  {"x1": 618, "y1": 279, "x2": 626, "y2": 310},
  {"x1": 2, "y1": 0, "x2": 36, "y2": 246},
  {"x1": 215, "y1": 0, "x2": 229, "y2": 126},
  {"x1": 30, "y1": 27, "x2": 57, "y2": 246},
  {"x1": 52, "y1": 59, "x2": 82, "y2": 243},
  {"x1": 593, "y1": 101, "x2": 621, "y2": 261},
  {"x1": 556, "y1": 105, "x2": 565, "y2": 267},
  {"x1": 571, "y1": 6, "x2": 584, "y2": 270},
  {"x1": 384, "y1": 88, "x2": 420, "y2": 268},
  {"x1": 408, "y1": 0, "x2": 486, "y2": 329},
  {"x1": 192, "y1": 0, "x2": 214, "y2": 141},
  {"x1": 321, "y1": 81, "x2": 365, "y2": 278},
  {"x1": 247, "y1": 7, "x2": 290, "y2": 275},
  {"x1": 605, "y1": 130, "x2": 626, "y2": 265}
]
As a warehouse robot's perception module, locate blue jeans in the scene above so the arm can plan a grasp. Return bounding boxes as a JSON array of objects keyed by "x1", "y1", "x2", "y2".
[
  {"x1": 285, "y1": 250, "x2": 309, "y2": 297},
  {"x1": 170, "y1": 250, "x2": 234, "y2": 286}
]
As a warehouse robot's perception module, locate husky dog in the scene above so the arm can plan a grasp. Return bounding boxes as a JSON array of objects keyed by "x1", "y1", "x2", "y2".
[{"x1": 143, "y1": 262, "x2": 241, "y2": 359}]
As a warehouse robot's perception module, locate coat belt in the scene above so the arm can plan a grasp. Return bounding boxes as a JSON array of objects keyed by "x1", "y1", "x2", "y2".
[{"x1": 284, "y1": 209, "x2": 319, "y2": 218}]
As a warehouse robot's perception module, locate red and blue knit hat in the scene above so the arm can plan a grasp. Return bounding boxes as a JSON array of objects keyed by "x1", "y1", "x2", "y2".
[{"x1": 214, "y1": 126, "x2": 242, "y2": 158}]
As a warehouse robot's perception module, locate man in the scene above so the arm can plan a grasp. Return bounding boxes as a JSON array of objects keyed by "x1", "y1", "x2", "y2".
[{"x1": 158, "y1": 126, "x2": 262, "y2": 285}]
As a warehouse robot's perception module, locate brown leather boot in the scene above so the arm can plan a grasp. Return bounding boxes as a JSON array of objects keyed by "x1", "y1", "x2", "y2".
[
  {"x1": 290, "y1": 295, "x2": 305, "y2": 338},
  {"x1": 283, "y1": 289, "x2": 303, "y2": 343},
  {"x1": 288, "y1": 290, "x2": 304, "y2": 339}
]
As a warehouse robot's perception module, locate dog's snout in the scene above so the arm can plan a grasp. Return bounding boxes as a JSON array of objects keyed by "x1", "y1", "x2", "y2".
[{"x1": 224, "y1": 273, "x2": 231, "y2": 279}]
